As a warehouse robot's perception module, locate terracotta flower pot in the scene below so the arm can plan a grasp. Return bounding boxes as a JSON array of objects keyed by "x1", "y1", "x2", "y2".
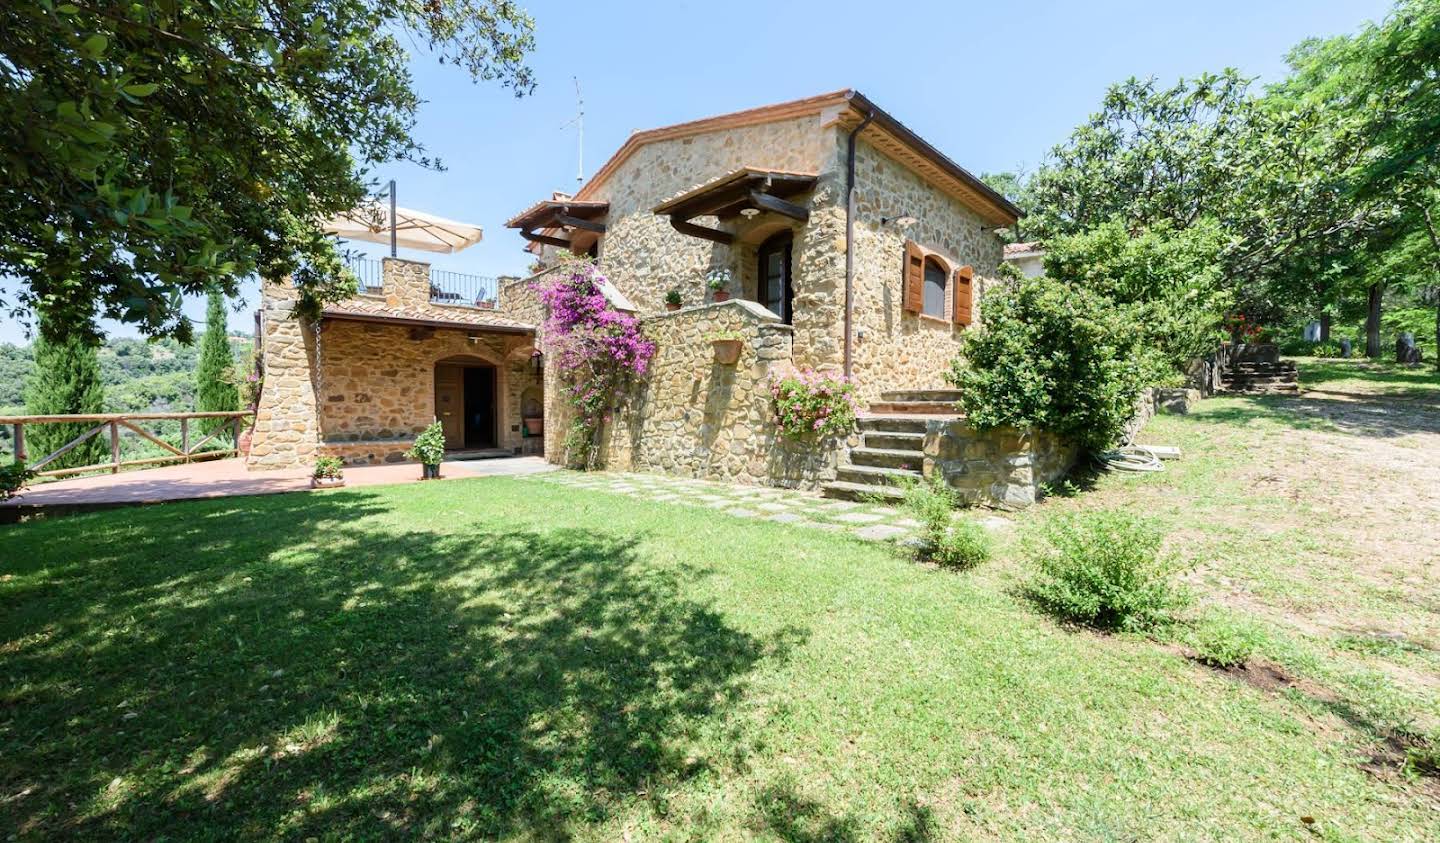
[
  {"x1": 523, "y1": 417, "x2": 544, "y2": 436},
  {"x1": 665, "y1": 301, "x2": 681, "y2": 311},
  {"x1": 237, "y1": 427, "x2": 254, "y2": 456},
  {"x1": 712, "y1": 290, "x2": 731, "y2": 302},
  {"x1": 310, "y1": 476, "x2": 345, "y2": 489},
  {"x1": 712, "y1": 339, "x2": 743, "y2": 365}
]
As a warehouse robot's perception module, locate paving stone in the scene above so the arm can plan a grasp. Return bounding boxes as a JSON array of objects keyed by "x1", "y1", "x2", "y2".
[
  {"x1": 726, "y1": 508, "x2": 759, "y2": 518},
  {"x1": 832, "y1": 511, "x2": 885, "y2": 524},
  {"x1": 815, "y1": 500, "x2": 860, "y2": 511},
  {"x1": 767, "y1": 512, "x2": 805, "y2": 523},
  {"x1": 756, "y1": 501, "x2": 792, "y2": 512},
  {"x1": 893, "y1": 517, "x2": 921, "y2": 528},
  {"x1": 854, "y1": 524, "x2": 909, "y2": 541}
]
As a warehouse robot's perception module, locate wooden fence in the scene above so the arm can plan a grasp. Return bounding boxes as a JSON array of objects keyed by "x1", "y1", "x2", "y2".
[{"x1": 1, "y1": 412, "x2": 253, "y2": 478}]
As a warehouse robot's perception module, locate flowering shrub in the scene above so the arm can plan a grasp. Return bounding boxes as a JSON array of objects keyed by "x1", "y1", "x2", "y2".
[
  {"x1": 770, "y1": 369, "x2": 858, "y2": 439},
  {"x1": 534, "y1": 262, "x2": 656, "y2": 467}
]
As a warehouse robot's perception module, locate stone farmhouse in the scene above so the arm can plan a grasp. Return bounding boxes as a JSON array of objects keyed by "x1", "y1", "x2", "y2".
[{"x1": 249, "y1": 90, "x2": 1077, "y2": 507}]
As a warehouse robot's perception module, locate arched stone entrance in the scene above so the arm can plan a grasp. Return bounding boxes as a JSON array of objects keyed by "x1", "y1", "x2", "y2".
[{"x1": 434, "y1": 355, "x2": 499, "y2": 450}]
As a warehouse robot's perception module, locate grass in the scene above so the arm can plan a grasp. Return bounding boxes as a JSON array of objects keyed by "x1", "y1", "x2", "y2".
[{"x1": 2, "y1": 358, "x2": 1438, "y2": 839}]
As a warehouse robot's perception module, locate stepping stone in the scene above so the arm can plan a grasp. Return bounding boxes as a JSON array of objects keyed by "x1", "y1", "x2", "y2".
[
  {"x1": 768, "y1": 512, "x2": 805, "y2": 524},
  {"x1": 816, "y1": 500, "x2": 860, "y2": 511},
  {"x1": 757, "y1": 502, "x2": 792, "y2": 512},
  {"x1": 894, "y1": 518, "x2": 920, "y2": 528},
  {"x1": 854, "y1": 524, "x2": 909, "y2": 542},
  {"x1": 726, "y1": 508, "x2": 759, "y2": 518},
  {"x1": 694, "y1": 495, "x2": 729, "y2": 504},
  {"x1": 979, "y1": 516, "x2": 1013, "y2": 532},
  {"x1": 833, "y1": 511, "x2": 885, "y2": 524}
]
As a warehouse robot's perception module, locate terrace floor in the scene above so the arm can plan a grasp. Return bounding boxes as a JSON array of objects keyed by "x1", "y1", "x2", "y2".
[{"x1": 1, "y1": 455, "x2": 555, "y2": 518}]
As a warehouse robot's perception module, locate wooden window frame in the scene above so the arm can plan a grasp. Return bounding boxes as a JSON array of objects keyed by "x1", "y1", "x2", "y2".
[{"x1": 901, "y1": 239, "x2": 956, "y2": 322}]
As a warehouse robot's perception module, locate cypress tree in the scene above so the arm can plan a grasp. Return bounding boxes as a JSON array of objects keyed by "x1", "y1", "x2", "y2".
[
  {"x1": 24, "y1": 311, "x2": 107, "y2": 470},
  {"x1": 195, "y1": 289, "x2": 239, "y2": 435}
]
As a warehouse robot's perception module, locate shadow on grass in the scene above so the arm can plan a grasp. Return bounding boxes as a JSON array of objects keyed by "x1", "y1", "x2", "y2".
[
  {"x1": 0, "y1": 491, "x2": 802, "y2": 838},
  {"x1": 1194, "y1": 389, "x2": 1440, "y2": 439}
]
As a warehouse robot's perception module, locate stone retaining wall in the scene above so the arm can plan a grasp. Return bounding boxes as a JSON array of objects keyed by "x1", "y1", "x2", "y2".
[
  {"x1": 923, "y1": 420, "x2": 1078, "y2": 509},
  {"x1": 585, "y1": 299, "x2": 843, "y2": 489}
]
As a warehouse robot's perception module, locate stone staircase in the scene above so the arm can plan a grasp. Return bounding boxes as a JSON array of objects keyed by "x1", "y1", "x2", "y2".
[
  {"x1": 821, "y1": 390, "x2": 962, "y2": 502},
  {"x1": 1220, "y1": 360, "x2": 1299, "y2": 394}
]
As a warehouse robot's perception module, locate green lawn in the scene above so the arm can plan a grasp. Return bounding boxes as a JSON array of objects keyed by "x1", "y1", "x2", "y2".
[{"x1": 2, "y1": 360, "x2": 1438, "y2": 840}]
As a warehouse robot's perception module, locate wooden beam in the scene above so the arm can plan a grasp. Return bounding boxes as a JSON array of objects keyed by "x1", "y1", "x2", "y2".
[
  {"x1": 748, "y1": 190, "x2": 810, "y2": 222},
  {"x1": 118, "y1": 419, "x2": 185, "y2": 457},
  {"x1": 0, "y1": 412, "x2": 251, "y2": 424},
  {"x1": 110, "y1": 421, "x2": 120, "y2": 473},
  {"x1": 670, "y1": 217, "x2": 733, "y2": 245},
  {"x1": 520, "y1": 229, "x2": 573, "y2": 249},
  {"x1": 554, "y1": 213, "x2": 606, "y2": 234}
]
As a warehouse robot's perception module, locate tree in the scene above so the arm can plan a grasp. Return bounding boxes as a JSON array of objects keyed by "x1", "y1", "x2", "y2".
[
  {"x1": 195, "y1": 289, "x2": 239, "y2": 433},
  {"x1": 1043, "y1": 219, "x2": 1230, "y2": 372},
  {"x1": 0, "y1": 1, "x2": 534, "y2": 343},
  {"x1": 24, "y1": 310, "x2": 107, "y2": 470}
]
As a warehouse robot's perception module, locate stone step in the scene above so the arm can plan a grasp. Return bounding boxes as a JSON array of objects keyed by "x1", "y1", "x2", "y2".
[
  {"x1": 1229, "y1": 365, "x2": 1297, "y2": 375},
  {"x1": 867, "y1": 401, "x2": 960, "y2": 415},
  {"x1": 820, "y1": 480, "x2": 907, "y2": 503},
  {"x1": 862, "y1": 430, "x2": 926, "y2": 451},
  {"x1": 857, "y1": 414, "x2": 930, "y2": 434},
  {"x1": 1223, "y1": 382, "x2": 1299, "y2": 393},
  {"x1": 878, "y1": 389, "x2": 963, "y2": 403},
  {"x1": 836, "y1": 463, "x2": 922, "y2": 487},
  {"x1": 849, "y1": 446, "x2": 926, "y2": 470}
]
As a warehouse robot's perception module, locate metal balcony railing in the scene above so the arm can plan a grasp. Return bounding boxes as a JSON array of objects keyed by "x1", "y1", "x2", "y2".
[
  {"x1": 349, "y1": 257, "x2": 384, "y2": 295},
  {"x1": 428, "y1": 269, "x2": 498, "y2": 309}
]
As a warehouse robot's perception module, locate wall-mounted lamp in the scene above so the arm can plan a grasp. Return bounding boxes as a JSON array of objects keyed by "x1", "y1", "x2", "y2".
[
  {"x1": 881, "y1": 214, "x2": 917, "y2": 228},
  {"x1": 740, "y1": 207, "x2": 761, "y2": 219}
]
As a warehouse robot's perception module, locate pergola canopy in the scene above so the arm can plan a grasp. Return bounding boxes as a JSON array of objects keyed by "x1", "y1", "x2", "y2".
[
  {"x1": 504, "y1": 199, "x2": 609, "y2": 251},
  {"x1": 652, "y1": 167, "x2": 817, "y2": 244},
  {"x1": 324, "y1": 202, "x2": 484, "y2": 254}
]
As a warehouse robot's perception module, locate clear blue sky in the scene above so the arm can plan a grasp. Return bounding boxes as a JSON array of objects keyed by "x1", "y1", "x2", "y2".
[{"x1": 0, "y1": 0, "x2": 1394, "y2": 344}]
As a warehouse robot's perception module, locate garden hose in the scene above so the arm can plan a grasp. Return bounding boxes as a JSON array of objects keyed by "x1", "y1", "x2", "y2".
[{"x1": 1095, "y1": 446, "x2": 1165, "y2": 473}]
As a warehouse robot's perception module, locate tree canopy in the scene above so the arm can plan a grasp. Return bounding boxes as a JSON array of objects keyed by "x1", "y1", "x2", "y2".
[{"x1": 0, "y1": 0, "x2": 534, "y2": 343}]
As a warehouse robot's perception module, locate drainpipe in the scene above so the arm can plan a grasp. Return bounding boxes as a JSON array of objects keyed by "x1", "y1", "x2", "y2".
[{"x1": 844, "y1": 109, "x2": 875, "y2": 380}]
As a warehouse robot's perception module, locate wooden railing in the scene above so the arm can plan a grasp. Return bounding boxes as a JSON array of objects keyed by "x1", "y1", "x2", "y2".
[{"x1": 1, "y1": 412, "x2": 253, "y2": 478}]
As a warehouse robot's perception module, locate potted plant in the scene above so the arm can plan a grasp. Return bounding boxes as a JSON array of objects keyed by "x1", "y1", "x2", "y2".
[
  {"x1": 707, "y1": 329, "x2": 746, "y2": 365},
  {"x1": 664, "y1": 288, "x2": 683, "y2": 311},
  {"x1": 523, "y1": 416, "x2": 544, "y2": 436},
  {"x1": 311, "y1": 455, "x2": 345, "y2": 489},
  {"x1": 706, "y1": 268, "x2": 732, "y2": 302},
  {"x1": 406, "y1": 419, "x2": 447, "y2": 479}
]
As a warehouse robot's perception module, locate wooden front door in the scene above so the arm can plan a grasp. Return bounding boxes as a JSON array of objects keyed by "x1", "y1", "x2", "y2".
[{"x1": 434, "y1": 364, "x2": 465, "y2": 449}]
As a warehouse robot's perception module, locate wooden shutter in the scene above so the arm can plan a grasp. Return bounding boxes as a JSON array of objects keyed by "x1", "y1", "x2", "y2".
[
  {"x1": 903, "y1": 241, "x2": 924, "y2": 314},
  {"x1": 953, "y1": 265, "x2": 974, "y2": 326}
]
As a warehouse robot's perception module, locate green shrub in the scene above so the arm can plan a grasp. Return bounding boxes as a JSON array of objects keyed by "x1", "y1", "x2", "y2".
[
  {"x1": 948, "y1": 275, "x2": 1150, "y2": 453},
  {"x1": 900, "y1": 473, "x2": 990, "y2": 570},
  {"x1": 1, "y1": 461, "x2": 36, "y2": 502},
  {"x1": 312, "y1": 455, "x2": 344, "y2": 479},
  {"x1": 1027, "y1": 509, "x2": 1183, "y2": 631},
  {"x1": 931, "y1": 519, "x2": 991, "y2": 570},
  {"x1": 1190, "y1": 613, "x2": 1263, "y2": 668},
  {"x1": 769, "y1": 370, "x2": 858, "y2": 439}
]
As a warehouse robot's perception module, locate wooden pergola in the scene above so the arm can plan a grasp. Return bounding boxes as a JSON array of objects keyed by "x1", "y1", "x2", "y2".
[
  {"x1": 504, "y1": 199, "x2": 609, "y2": 251},
  {"x1": 652, "y1": 167, "x2": 817, "y2": 244}
]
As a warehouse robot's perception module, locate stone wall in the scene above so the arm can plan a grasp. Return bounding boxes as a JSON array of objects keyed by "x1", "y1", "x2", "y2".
[
  {"x1": 311, "y1": 321, "x2": 539, "y2": 463},
  {"x1": 581, "y1": 300, "x2": 842, "y2": 489},
  {"x1": 923, "y1": 420, "x2": 1078, "y2": 509},
  {"x1": 844, "y1": 136, "x2": 1005, "y2": 403},
  {"x1": 248, "y1": 288, "x2": 322, "y2": 470}
]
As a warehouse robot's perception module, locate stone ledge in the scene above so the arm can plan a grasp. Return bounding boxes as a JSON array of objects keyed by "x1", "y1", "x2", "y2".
[{"x1": 648, "y1": 298, "x2": 788, "y2": 326}]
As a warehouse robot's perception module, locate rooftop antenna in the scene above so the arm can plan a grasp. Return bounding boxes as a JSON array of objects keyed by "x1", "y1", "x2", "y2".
[{"x1": 559, "y1": 77, "x2": 584, "y2": 185}]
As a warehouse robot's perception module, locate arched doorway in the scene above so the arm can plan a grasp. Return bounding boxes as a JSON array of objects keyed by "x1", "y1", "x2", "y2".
[{"x1": 434, "y1": 356, "x2": 498, "y2": 450}]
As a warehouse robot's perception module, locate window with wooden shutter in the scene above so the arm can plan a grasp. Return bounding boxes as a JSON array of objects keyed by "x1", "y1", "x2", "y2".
[
  {"x1": 953, "y1": 265, "x2": 974, "y2": 326},
  {"x1": 902, "y1": 240, "x2": 925, "y2": 314}
]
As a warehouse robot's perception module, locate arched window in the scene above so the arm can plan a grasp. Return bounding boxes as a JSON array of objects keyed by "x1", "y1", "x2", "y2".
[{"x1": 922, "y1": 257, "x2": 947, "y2": 318}]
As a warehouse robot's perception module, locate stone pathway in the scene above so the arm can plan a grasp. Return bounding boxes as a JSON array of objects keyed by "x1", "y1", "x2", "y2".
[{"x1": 523, "y1": 469, "x2": 935, "y2": 543}]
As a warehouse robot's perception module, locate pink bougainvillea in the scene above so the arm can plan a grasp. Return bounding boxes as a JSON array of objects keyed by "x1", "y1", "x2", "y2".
[
  {"x1": 770, "y1": 368, "x2": 859, "y2": 440},
  {"x1": 533, "y1": 262, "x2": 655, "y2": 466}
]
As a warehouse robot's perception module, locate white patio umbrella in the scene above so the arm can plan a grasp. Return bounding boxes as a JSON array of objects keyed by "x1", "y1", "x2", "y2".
[{"x1": 323, "y1": 180, "x2": 483, "y2": 255}]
